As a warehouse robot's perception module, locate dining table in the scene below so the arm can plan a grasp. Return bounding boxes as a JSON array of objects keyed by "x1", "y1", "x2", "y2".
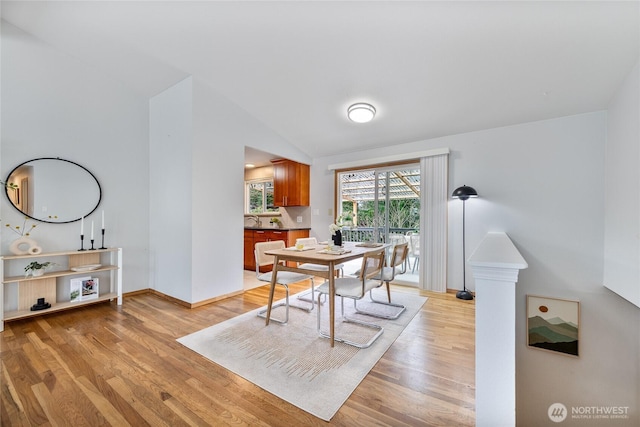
[{"x1": 263, "y1": 241, "x2": 387, "y2": 347}]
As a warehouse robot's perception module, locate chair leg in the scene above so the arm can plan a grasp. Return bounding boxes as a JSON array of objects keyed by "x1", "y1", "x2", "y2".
[
  {"x1": 294, "y1": 279, "x2": 320, "y2": 311},
  {"x1": 317, "y1": 293, "x2": 384, "y2": 349},
  {"x1": 257, "y1": 284, "x2": 290, "y2": 324},
  {"x1": 352, "y1": 285, "x2": 406, "y2": 320}
]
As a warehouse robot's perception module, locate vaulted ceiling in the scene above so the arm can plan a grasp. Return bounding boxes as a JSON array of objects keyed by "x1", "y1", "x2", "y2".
[{"x1": 2, "y1": 1, "x2": 638, "y2": 163}]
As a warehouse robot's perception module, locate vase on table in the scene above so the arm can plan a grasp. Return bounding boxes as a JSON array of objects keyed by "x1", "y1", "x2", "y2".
[{"x1": 332, "y1": 230, "x2": 342, "y2": 247}]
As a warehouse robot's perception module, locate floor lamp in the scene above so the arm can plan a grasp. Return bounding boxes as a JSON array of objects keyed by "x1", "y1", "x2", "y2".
[{"x1": 452, "y1": 185, "x2": 478, "y2": 300}]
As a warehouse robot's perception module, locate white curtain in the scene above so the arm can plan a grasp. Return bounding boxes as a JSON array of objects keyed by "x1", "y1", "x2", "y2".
[{"x1": 419, "y1": 153, "x2": 448, "y2": 292}]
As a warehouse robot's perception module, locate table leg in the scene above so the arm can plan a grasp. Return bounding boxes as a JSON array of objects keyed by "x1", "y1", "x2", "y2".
[
  {"x1": 329, "y1": 261, "x2": 335, "y2": 347},
  {"x1": 264, "y1": 256, "x2": 280, "y2": 326}
]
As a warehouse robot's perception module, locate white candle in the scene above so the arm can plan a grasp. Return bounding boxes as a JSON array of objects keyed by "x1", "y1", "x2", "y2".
[
  {"x1": 91, "y1": 221, "x2": 94, "y2": 239},
  {"x1": 101, "y1": 210, "x2": 105, "y2": 229},
  {"x1": 81, "y1": 216, "x2": 84, "y2": 235}
]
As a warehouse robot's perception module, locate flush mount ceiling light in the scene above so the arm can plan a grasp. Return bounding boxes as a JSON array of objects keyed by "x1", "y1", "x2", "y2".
[
  {"x1": 347, "y1": 103, "x2": 376, "y2": 123},
  {"x1": 244, "y1": 163, "x2": 255, "y2": 169}
]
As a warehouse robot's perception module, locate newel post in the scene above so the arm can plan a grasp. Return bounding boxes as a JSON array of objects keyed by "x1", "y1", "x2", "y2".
[{"x1": 468, "y1": 232, "x2": 528, "y2": 427}]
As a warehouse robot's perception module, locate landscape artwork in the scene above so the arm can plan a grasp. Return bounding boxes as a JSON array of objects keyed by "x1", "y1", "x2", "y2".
[{"x1": 527, "y1": 295, "x2": 580, "y2": 357}]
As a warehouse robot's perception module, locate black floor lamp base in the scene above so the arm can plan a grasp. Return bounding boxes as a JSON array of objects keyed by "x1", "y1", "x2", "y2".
[{"x1": 456, "y1": 290, "x2": 474, "y2": 300}]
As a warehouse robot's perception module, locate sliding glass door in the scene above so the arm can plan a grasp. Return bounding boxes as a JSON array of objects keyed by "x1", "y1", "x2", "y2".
[{"x1": 338, "y1": 164, "x2": 420, "y2": 285}]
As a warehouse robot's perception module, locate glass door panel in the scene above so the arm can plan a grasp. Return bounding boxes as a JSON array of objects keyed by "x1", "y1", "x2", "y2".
[{"x1": 338, "y1": 165, "x2": 421, "y2": 286}]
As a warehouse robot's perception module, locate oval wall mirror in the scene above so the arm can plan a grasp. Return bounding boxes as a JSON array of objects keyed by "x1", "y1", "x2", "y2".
[{"x1": 4, "y1": 158, "x2": 102, "y2": 224}]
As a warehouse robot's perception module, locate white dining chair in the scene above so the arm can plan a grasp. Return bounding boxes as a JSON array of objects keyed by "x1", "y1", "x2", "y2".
[
  {"x1": 359, "y1": 242, "x2": 408, "y2": 319},
  {"x1": 254, "y1": 240, "x2": 315, "y2": 325},
  {"x1": 293, "y1": 237, "x2": 343, "y2": 306},
  {"x1": 295, "y1": 237, "x2": 345, "y2": 277},
  {"x1": 315, "y1": 249, "x2": 386, "y2": 348},
  {"x1": 387, "y1": 233, "x2": 409, "y2": 270},
  {"x1": 407, "y1": 232, "x2": 420, "y2": 273}
]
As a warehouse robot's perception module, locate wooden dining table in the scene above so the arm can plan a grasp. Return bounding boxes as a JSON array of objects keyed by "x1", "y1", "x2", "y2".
[{"x1": 263, "y1": 241, "x2": 387, "y2": 347}]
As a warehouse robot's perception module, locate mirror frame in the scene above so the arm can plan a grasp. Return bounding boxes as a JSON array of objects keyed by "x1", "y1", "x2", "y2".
[{"x1": 4, "y1": 157, "x2": 102, "y2": 224}]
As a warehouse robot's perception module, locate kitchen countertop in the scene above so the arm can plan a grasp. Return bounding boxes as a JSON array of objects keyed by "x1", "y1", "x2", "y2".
[{"x1": 244, "y1": 226, "x2": 311, "y2": 231}]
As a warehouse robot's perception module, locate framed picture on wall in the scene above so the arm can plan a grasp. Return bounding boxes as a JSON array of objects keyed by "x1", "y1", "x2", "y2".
[{"x1": 527, "y1": 295, "x2": 580, "y2": 357}]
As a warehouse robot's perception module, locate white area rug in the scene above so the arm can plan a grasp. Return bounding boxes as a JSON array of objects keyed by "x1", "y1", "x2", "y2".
[{"x1": 177, "y1": 289, "x2": 427, "y2": 421}]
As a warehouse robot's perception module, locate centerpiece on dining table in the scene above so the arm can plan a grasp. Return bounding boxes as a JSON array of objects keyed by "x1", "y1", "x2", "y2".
[{"x1": 329, "y1": 218, "x2": 343, "y2": 247}]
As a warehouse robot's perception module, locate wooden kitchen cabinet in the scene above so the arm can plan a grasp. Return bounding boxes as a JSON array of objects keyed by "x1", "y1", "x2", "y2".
[
  {"x1": 271, "y1": 159, "x2": 310, "y2": 207},
  {"x1": 243, "y1": 229, "x2": 309, "y2": 271},
  {"x1": 243, "y1": 230, "x2": 255, "y2": 271}
]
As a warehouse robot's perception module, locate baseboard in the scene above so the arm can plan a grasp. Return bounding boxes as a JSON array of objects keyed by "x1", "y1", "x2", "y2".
[{"x1": 128, "y1": 288, "x2": 245, "y2": 309}]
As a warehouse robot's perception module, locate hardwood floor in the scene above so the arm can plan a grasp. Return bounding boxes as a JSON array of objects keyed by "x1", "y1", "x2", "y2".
[{"x1": 1, "y1": 281, "x2": 475, "y2": 426}]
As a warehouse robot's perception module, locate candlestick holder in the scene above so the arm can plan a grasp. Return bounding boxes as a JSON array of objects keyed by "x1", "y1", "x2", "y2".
[
  {"x1": 99, "y1": 228, "x2": 107, "y2": 249},
  {"x1": 89, "y1": 239, "x2": 96, "y2": 250},
  {"x1": 78, "y1": 234, "x2": 86, "y2": 251}
]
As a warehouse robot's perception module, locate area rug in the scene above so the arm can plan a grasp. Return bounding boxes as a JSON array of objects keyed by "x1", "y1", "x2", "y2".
[{"x1": 177, "y1": 289, "x2": 427, "y2": 421}]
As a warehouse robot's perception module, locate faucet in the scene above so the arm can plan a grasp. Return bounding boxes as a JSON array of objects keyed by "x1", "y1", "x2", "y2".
[{"x1": 249, "y1": 215, "x2": 262, "y2": 227}]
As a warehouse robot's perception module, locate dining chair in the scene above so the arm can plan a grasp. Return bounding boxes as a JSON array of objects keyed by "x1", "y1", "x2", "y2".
[
  {"x1": 407, "y1": 232, "x2": 420, "y2": 273},
  {"x1": 358, "y1": 242, "x2": 408, "y2": 320},
  {"x1": 254, "y1": 240, "x2": 315, "y2": 325},
  {"x1": 315, "y1": 249, "x2": 386, "y2": 348},
  {"x1": 295, "y1": 237, "x2": 345, "y2": 277},
  {"x1": 294, "y1": 237, "x2": 343, "y2": 306},
  {"x1": 387, "y1": 233, "x2": 409, "y2": 270}
]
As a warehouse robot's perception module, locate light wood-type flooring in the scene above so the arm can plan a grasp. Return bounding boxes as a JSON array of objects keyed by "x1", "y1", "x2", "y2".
[{"x1": 1, "y1": 279, "x2": 475, "y2": 426}]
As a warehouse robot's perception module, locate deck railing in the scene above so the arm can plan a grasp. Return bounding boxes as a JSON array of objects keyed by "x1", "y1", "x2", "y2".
[{"x1": 341, "y1": 227, "x2": 417, "y2": 243}]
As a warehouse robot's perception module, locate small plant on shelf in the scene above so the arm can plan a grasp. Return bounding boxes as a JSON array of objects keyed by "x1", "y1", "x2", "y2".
[
  {"x1": 270, "y1": 217, "x2": 282, "y2": 228},
  {"x1": 24, "y1": 261, "x2": 55, "y2": 277}
]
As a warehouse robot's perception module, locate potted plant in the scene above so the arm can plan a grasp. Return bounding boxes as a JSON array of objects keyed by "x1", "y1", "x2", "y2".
[
  {"x1": 24, "y1": 261, "x2": 55, "y2": 277},
  {"x1": 270, "y1": 217, "x2": 282, "y2": 228}
]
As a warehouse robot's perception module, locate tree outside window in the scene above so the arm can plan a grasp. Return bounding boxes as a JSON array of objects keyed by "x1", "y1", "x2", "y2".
[{"x1": 246, "y1": 180, "x2": 279, "y2": 214}]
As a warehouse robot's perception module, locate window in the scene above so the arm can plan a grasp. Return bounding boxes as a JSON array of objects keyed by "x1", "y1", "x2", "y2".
[{"x1": 245, "y1": 180, "x2": 279, "y2": 214}]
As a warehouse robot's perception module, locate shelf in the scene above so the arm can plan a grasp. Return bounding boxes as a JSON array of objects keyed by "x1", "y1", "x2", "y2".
[
  {"x1": 3, "y1": 292, "x2": 118, "y2": 321},
  {"x1": 1, "y1": 247, "x2": 118, "y2": 260},
  {"x1": 2, "y1": 247, "x2": 123, "y2": 331},
  {"x1": 3, "y1": 265, "x2": 119, "y2": 284}
]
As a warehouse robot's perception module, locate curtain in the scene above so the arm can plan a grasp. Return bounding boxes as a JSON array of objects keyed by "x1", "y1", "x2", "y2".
[{"x1": 419, "y1": 153, "x2": 448, "y2": 292}]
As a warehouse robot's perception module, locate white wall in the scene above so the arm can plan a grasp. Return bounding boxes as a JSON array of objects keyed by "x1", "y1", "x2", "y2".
[
  {"x1": 1, "y1": 21, "x2": 150, "y2": 293},
  {"x1": 312, "y1": 111, "x2": 639, "y2": 424},
  {"x1": 149, "y1": 76, "x2": 311, "y2": 304},
  {"x1": 149, "y1": 77, "x2": 193, "y2": 302},
  {"x1": 604, "y1": 60, "x2": 640, "y2": 308},
  {"x1": 190, "y1": 78, "x2": 246, "y2": 301}
]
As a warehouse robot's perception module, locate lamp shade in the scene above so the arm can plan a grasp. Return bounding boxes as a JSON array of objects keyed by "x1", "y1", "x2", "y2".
[{"x1": 452, "y1": 185, "x2": 478, "y2": 201}]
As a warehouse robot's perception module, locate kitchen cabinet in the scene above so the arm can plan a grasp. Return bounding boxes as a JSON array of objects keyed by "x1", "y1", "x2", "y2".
[
  {"x1": 243, "y1": 230, "x2": 254, "y2": 271},
  {"x1": 244, "y1": 229, "x2": 309, "y2": 271},
  {"x1": 271, "y1": 159, "x2": 310, "y2": 207}
]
